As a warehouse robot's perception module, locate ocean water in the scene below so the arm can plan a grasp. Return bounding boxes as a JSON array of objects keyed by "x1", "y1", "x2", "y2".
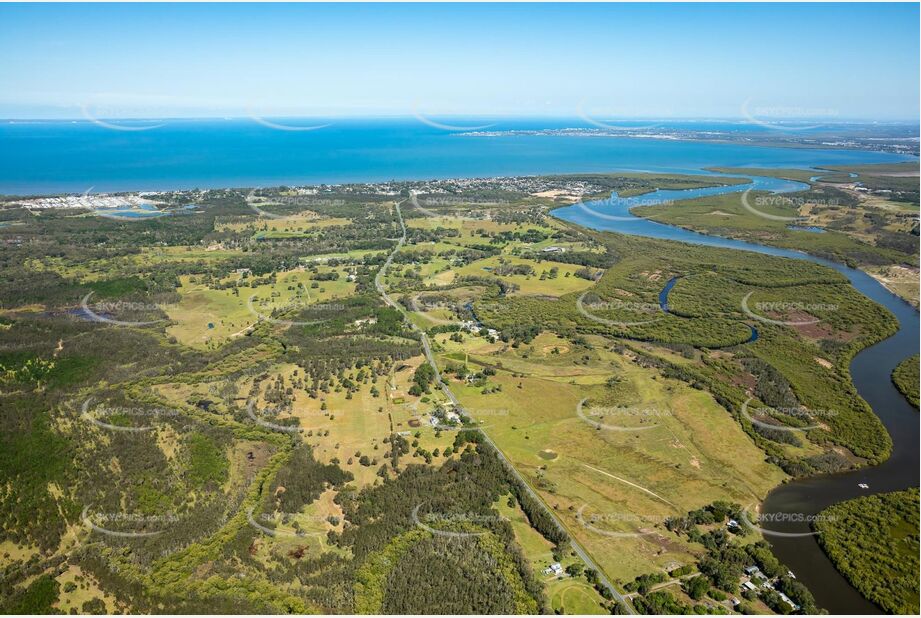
[{"x1": 0, "y1": 118, "x2": 914, "y2": 195}]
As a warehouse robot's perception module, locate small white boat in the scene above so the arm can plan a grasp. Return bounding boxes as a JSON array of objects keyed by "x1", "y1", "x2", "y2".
[{"x1": 858, "y1": 483, "x2": 869, "y2": 489}]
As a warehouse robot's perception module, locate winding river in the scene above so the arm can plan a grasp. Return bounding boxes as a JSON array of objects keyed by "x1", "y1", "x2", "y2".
[{"x1": 554, "y1": 172, "x2": 919, "y2": 614}]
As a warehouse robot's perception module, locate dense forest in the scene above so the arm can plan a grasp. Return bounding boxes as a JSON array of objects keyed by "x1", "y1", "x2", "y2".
[
  {"x1": 892, "y1": 354, "x2": 920, "y2": 407},
  {"x1": 815, "y1": 489, "x2": 920, "y2": 614}
]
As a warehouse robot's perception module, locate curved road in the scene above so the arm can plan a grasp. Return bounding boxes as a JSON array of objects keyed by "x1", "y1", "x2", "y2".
[{"x1": 375, "y1": 199, "x2": 635, "y2": 613}]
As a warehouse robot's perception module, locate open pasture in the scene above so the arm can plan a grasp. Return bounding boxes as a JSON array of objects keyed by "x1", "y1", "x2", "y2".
[
  {"x1": 440, "y1": 334, "x2": 786, "y2": 582},
  {"x1": 164, "y1": 267, "x2": 356, "y2": 349}
]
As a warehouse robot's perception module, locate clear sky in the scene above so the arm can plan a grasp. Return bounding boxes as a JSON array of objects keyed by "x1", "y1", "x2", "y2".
[{"x1": 1, "y1": 2, "x2": 918, "y2": 120}]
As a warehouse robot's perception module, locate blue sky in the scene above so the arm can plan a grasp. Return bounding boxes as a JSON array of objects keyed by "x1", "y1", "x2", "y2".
[{"x1": 1, "y1": 2, "x2": 918, "y2": 120}]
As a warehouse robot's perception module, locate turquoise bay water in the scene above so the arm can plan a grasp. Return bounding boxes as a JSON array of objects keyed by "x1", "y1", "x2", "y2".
[{"x1": 0, "y1": 118, "x2": 914, "y2": 195}]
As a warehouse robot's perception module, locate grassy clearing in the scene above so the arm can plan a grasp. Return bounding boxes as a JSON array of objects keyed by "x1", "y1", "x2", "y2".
[
  {"x1": 241, "y1": 358, "x2": 456, "y2": 488},
  {"x1": 24, "y1": 246, "x2": 245, "y2": 284},
  {"x1": 866, "y1": 264, "x2": 920, "y2": 308},
  {"x1": 453, "y1": 255, "x2": 597, "y2": 297},
  {"x1": 54, "y1": 564, "x2": 119, "y2": 614},
  {"x1": 0, "y1": 540, "x2": 40, "y2": 564},
  {"x1": 550, "y1": 579, "x2": 609, "y2": 614},
  {"x1": 134, "y1": 245, "x2": 244, "y2": 266},
  {"x1": 495, "y1": 495, "x2": 609, "y2": 614},
  {"x1": 406, "y1": 216, "x2": 600, "y2": 255},
  {"x1": 164, "y1": 267, "x2": 356, "y2": 349},
  {"x1": 217, "y1": 212, "x2": 351, "y2": 237},
  {"x1": 440, "y1": 333, "x2": 786, "y2": 584}
]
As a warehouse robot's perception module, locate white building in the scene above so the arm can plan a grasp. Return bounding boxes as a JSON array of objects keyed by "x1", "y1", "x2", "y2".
[{"x1": 543, "y1": 562, "x2": 564, "y2": 576}]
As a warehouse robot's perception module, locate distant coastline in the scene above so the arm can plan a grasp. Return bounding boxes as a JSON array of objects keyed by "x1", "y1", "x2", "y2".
[
  {"x1": 0, "y1": 118, "x2": 916, "y2": 196},
  {"x1": 456, "y1": 125, "x2": 919, "y2": 156}
]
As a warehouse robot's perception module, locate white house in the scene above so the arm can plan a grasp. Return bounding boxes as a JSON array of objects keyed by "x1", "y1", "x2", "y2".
[{"x1": 543, "y1": 562, "x2": 563, "y2": 576}]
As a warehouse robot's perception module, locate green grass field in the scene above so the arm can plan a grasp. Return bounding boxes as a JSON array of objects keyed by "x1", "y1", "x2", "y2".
[
  {"x1": 439, "y1": 331, "x2": 786, "y2": 583},
  {"x1": 453, "y1": 255, "x2": 597, "y2": 297},
  {"x1": 495, "y1": 496, "x2": 609, "y2": 614},
  {"x1": 165, "y1": 267, "x2": 356, "y2": 348}
]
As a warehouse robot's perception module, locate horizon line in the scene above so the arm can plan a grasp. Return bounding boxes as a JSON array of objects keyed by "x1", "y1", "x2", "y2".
[{"x1": 3, "y1": 114, "x2": 919, "y2": 124}]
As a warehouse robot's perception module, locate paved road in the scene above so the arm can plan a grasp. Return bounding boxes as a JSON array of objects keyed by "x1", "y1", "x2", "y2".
[{"x1": 375, "y1": 199, "x2": 635, "y2": 614}]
